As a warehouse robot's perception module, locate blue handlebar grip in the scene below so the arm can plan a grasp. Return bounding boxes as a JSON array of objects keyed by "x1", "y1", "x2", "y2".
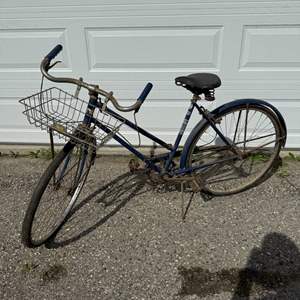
[
  {"x1": 45, "y1": 44, "x2": 63, "y2": 61},
  {"x1": 137, "y1": 82, "x2": 153, "y2": 103}
]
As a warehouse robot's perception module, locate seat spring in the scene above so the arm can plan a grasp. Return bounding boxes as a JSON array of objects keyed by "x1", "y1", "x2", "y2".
[{"x1": 204, "y1": 89, "x2": 215, "y2": 101}]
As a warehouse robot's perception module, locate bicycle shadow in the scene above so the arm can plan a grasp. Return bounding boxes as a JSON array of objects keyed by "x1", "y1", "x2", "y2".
[
  {"x1": 45, "y1": 170, "x2": 150, "y2": 248},
  {"x1": 197, "y1": 156, "x2": 282, "y2": 201},
  {"x1": 44, "y1": 158, "x2": 283, "y2": 249},
  {"x1": 178, "y1": 232, "x2": 300, "y2": 299},
  {"x1": 45, "y1": 165, "x2": 201, "y2": 249}
]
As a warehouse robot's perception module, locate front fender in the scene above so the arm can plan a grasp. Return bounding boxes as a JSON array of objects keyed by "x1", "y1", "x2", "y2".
[{"x1": 180, "y1": 98, "x2": 287, "y2": 169}]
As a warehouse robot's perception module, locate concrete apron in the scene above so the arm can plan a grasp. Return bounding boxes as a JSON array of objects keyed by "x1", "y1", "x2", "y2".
[{"x1": 0, "y1": 144, "x2": 299, "y2": 157}]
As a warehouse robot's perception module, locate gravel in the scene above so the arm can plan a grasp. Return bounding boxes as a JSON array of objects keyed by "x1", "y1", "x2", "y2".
[{"x1": 0, "y1": 156, "x2": 299, "y2": 300}]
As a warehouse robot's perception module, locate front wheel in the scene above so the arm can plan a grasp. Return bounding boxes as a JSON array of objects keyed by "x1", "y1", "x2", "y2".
[
  {"x1": 185, "y1": 104, "x2": 283, "y2": 196},
  {"x1": 22, "y1": 141, "x2": 95, "y2": 247}
]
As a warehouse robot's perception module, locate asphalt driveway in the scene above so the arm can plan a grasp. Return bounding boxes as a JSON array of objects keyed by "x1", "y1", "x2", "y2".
[{"x1": 0, "y1": 154, "x2": 299, "y2": 299}]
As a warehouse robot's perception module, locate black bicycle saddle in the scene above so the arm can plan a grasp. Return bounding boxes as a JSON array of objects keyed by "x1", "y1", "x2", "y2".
[{"x1": 175, "y1": 73, "x2": 221, "y2": 95}]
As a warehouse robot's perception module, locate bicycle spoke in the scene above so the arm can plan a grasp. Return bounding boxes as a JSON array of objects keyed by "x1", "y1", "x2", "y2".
[
  {"x1": 187, "y1": 104, "x2": 281, "y2": 195},
  {"x1": 29, "y1": 143, "x2": 93, "y2": 244},
  {"x1": 233, "y1": 110, "x2": 242, "y2": 143},
  {"x1": 234, "y1": 133, "x2": 277, "y2": 146},
  {"x1": 243, "y1": 106, "x2": 249, "y2": 151}
]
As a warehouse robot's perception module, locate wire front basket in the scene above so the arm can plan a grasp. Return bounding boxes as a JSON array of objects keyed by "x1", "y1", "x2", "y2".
[{"x1": 19, "y1": 87, "x2": 123, "y2": 148}]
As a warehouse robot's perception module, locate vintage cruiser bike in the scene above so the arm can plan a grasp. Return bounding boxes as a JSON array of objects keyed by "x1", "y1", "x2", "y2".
[{"x1": 20, "y1": 45, "x2": 287, "y2": 247}]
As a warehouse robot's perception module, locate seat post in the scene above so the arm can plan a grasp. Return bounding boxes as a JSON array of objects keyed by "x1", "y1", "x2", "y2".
[{"x1": 192, "y1": 94, "x2": 201, "y2": 102}]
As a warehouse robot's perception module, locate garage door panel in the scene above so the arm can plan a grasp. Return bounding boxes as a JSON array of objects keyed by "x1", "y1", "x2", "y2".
[
  {"x1": 0, "y1": 98, "x2": 28, "y2": 129},
  {"x1": 0, "y1": 1, "x2": 299, "y2": 147},
  {"x1": 239, "y1": 25, "x2": 300, "y2": 70},
  {"x1": 0, "y1": 29, "x2": 70, "y2": 71},
  {"x1": 267, "y1": 99, "x2": 300, "y2": 148},
  {"x1": 2, "y1": 1, "x2": 300, "y2": 19},
  {"x1": 86, "y1": 26, "x2": 222, "y2": 71},
  {"x1": 221, "y1": 14, "x2": 300, "y2": 81}
]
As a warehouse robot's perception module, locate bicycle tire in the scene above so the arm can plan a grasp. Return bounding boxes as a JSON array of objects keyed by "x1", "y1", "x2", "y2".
[
  {"x1": 22, "y1": 141, "x2": 95, "y2": 247},
  {"x1": 184, "y1": 103, "x2": 283, "y2": 196}
]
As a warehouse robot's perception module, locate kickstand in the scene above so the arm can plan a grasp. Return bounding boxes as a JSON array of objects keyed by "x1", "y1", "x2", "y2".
[{"x1": 181, "y1": 182, "x2": 195, "y2": 221}]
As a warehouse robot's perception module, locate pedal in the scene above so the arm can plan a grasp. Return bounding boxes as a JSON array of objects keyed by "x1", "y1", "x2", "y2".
[{"x1": 128, "y1": 158, "x2": 140, "y2": 173}]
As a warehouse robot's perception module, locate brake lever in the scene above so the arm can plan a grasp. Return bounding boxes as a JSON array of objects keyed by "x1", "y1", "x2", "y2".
[{"x1": 46, "y1": 60, "x2": 62, "y2": 71}]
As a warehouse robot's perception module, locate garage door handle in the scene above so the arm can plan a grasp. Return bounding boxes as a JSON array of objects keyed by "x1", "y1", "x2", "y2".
[{"x1": 45, "y1": 44, "x2": 63, "y2": 61}]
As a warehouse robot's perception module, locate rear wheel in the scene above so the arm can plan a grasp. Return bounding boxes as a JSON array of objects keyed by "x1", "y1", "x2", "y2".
[
  {"x1": 185, "y1": 104, "x2": 283, "y2": 195},
  {"x1": 22, "y1": 141, "x2": 95, "y2": 247}
]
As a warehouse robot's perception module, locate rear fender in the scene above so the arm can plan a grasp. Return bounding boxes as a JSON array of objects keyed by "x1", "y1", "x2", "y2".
[{"x1": 179, "y1": 98, "x2": 287, "y2": 169}]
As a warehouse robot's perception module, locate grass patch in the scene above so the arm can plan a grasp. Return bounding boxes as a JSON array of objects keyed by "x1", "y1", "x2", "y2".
[
  {"x1": 276, "y1": 152, "x2": 300, "y2": 177},
  {"x1": 276, "y1": 168, "x2": 289, "y2": 178},
  {"x1": 284, "y1": 152, "x2": 300, "y2": 162},
  {"x1": 0, "y1": 148, "x2": 58, "y2": 159},
  {"x1": 276, "y1": 160, "x2": 290, "y2": 177},
  {"x1": 9, "y1": 151, "x2": 20, "y2": 158},
  {"x1": 28, "y1": 148, "x2": 58, "y2": 160},
  {"x1": 249, "y1": 152, "x2": 271, "y2": 163}
]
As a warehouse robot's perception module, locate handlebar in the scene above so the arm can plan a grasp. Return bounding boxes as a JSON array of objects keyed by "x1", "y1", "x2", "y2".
[
  {"x1": 135, "y1": 82, "x2": 153, "y2": 113},
  {"x1": 45, "y1": 44, "x2": 63, "y2": 61},
  {"x1": 41, "y1": 44, "x2": 152, "y2": 112}
]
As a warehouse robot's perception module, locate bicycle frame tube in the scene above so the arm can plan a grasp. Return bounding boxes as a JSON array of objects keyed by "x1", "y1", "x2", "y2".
[
  {"x1": 102, "y1": 105, "x2": 173, "y2": 151},
  {"x1": 92, "y1": 100, "x2": 197, "y2": 173},
  {"x1": 194, "y1": 103, "x2": 242, "y2": 155},
  {"x1": 92, "y1": 118, "x2": 160, "y2": 172},
  {"x1": 175, "y1": 155, "x2": 238, "y2": 175},
  {"x1": 83, "y1": 92, "x2": 99, "y2": 126},
  {"x1": 164, "y1": 101, "x2": 195, "y2": 171},
  {"x1": 55, "y1": 94, "x2": 95, "y2": 185},
  {"x1": 91, "y1": 99, "x2": 240, "y2": 176}
]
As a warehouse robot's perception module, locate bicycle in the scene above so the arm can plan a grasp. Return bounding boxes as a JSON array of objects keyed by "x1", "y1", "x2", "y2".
[{"x1": 20, "y1": 45, "x2": 287, "y2": 247}]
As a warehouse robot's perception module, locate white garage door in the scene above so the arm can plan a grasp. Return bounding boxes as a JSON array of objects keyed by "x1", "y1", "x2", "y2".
[{"x1": 1, "y1": 0, "x2": 300, "y2": 147}]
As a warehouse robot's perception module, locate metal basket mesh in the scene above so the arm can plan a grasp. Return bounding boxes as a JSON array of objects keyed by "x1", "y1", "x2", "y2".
[{"x1": 19, "y1": 87, "x2": 123, "y2": 148}]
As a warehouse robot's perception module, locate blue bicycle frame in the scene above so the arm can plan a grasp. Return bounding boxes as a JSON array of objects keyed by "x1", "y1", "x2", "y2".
[
  {"x1": 40, "y1": 44, "x2": 287, "y2": 179},
  {"x1": 82, "y1": 92, "x2": 239, "y2": 176}
]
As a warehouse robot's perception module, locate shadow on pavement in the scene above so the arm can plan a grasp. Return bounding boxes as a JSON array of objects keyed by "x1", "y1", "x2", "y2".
[
  {"x1": 178, "y1": 232, "x2": 300, "y2": 299},
  {"x1": 232, "y1": 232, "x2": 300, "y2": 299},
  {"x1": 44, "y1": 167, "x2": 200, "y2": 249},
  {"x1": 45, "y1": 170, "x2": 149, "y2": 248}
]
